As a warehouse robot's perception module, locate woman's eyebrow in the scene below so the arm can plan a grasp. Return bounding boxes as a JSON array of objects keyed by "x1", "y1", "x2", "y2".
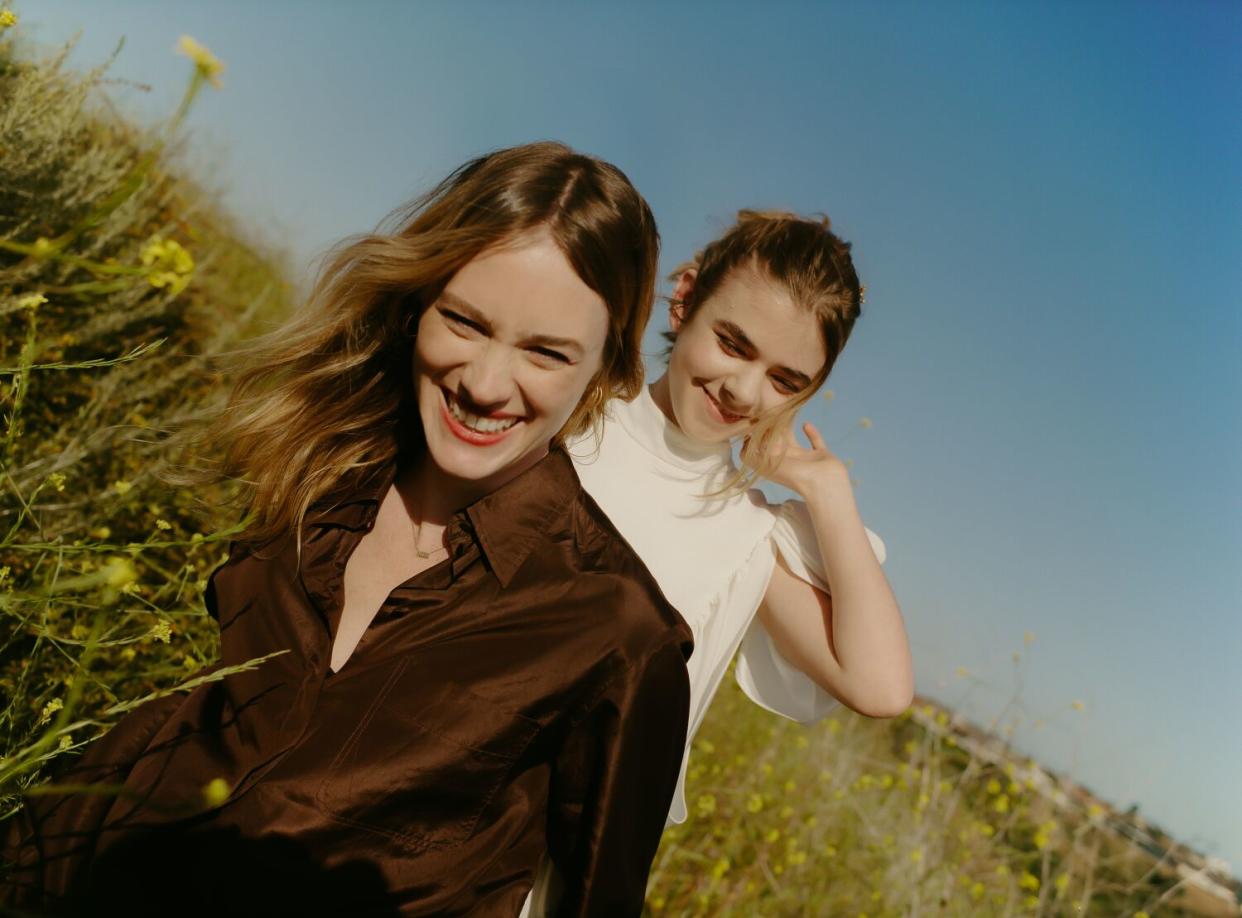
[
  {"x1": 717, "y1": 320, "x2": 812, "y2": 386},
  {"x1": 440, "y1": 291, "x2": 583, "y2": 354}
]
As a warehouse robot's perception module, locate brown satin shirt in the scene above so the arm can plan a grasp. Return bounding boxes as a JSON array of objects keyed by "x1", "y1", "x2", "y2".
[{"x1": 3, "y1": 447, "x2": 694, "y2": 916}]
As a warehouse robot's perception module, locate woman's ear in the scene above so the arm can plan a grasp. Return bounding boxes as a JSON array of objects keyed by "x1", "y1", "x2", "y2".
[{"x1": 669, "y1": 268, "x2": 698, "y2": 333}]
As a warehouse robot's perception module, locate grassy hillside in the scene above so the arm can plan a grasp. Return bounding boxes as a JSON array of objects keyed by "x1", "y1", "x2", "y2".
[{"x1": 0, "y1": 16, "x2": 1235, "y2": 917}]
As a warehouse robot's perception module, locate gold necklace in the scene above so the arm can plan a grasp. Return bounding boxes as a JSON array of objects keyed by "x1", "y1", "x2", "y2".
[{"x1": 413, "y1": 517, "x2": 447, "y2": 560}]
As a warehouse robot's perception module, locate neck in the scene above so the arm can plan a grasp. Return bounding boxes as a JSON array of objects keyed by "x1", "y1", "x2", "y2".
[
  {"x1": 648, "y1": 373, "x2": 682, "y2": 429},
  {"x1": 398, "y1": 445, "x2": 550, "y2": 525}
]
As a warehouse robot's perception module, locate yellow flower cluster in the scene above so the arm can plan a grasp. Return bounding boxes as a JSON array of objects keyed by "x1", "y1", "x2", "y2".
[
  {"x1": 0, "y1": 9, "x2": 17, "y2": 29},
  {"x1": 176, "y1": 35, "x2": 225, "y2": 88},
  {"x1": 140, "y1": 236, "x2": 195, "y2": 295}
]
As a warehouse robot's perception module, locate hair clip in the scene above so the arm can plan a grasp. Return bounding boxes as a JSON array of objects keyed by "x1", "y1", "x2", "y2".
[{"x1": 859, "y1": 284, "x2": 867, "y2": 304}]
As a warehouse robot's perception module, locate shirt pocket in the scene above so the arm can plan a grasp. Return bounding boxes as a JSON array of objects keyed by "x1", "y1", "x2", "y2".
[{"x1": 314, "y1": 658, "x2": 542, "y2": 856}]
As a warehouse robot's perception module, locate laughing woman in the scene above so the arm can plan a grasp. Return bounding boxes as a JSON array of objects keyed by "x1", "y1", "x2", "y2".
[
  {"x1": 526, "y1": 209, "x2": 913, "y2": 913},
  {"x1": 2, "y1": 142, "x2": 692, "y2": 917}
]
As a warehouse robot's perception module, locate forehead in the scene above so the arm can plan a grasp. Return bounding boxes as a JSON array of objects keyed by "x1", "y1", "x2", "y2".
[
  {"x1": 444, "y1": 233, "x2": 609, "y2": 346},
  {"x1": 700, "y1": 266, "x2": 827, "y2": 375}
]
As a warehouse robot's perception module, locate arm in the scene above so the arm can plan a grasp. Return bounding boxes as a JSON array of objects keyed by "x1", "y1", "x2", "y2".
[
  {"x1": 759, "y1": 423, "x2": 913, "y2": 718},
  {"x1": 545, "y1": 639, "x2": 690, "y2": 917}
]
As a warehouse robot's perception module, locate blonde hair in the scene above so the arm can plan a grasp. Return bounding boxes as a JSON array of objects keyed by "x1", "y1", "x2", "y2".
[
  {"x1": 169, "y1": 141, "x2": 659, "y2": 552},
  {"x1": 664, "y1": 209, "x2": 863, "y2": 496}
]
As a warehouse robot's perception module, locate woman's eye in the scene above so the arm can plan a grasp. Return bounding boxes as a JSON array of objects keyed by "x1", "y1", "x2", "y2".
[
  {"x1": 529, "y1": 347, "x2": 571, "y2": 366},
  {"x1": 442, "y1": 310, "x2": 484, "y2": 334},
  {"x1": 772, "y1": 376, "x2": 800, "y2": 395},
  {"x1": 716, "y1": 334, "x2": 743, "y2": 356}
]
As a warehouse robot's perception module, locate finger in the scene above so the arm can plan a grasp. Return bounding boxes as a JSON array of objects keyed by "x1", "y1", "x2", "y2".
[{"x1": 803, "y1": 421, "x2": 829, "y2": 453}]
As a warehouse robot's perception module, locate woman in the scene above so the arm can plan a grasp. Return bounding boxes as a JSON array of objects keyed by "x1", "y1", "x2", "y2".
[
  {"x1": 528, "y1": 209, "x2": 913, "y2": 913},
  {"x1": 2, "y1": 142, "x2": 693, "y2": 917}
]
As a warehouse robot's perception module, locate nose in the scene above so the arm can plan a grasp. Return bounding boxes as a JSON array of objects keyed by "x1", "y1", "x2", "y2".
[
  {"x1": 458, "y1": 341, "x2": 516, "y2": 411},
  {"x1": 720, "y1": 365, "x2": 764, "y2": 415}
]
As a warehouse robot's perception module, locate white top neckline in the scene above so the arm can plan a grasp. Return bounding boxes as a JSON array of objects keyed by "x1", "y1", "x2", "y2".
[{"x1": 613, "y1": 383, "x2": 734, "y2": 474}]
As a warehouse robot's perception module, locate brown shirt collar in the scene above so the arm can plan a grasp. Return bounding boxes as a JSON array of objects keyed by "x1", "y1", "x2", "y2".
[{"x1": 308, "y1": 448, "x2": 581, "y2": 588}]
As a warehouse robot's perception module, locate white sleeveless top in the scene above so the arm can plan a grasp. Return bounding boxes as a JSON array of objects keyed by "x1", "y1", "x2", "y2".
[{"x1": 519, "y1": 384, "x2": 886, "y2": 915}]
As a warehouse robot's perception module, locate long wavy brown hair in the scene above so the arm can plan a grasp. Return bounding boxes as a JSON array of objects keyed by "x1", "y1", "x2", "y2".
[
  {"x1": 663, "y1": 209, "x2": 863, "y2": 496},
  {"x1": 167, "y1": 141, "x2": 659, "y2": 553}
]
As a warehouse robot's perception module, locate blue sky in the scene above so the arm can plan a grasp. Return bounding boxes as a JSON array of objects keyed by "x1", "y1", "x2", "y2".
[{"x1": 15, "y1": 0, "x2": 1241, "y2": 867}]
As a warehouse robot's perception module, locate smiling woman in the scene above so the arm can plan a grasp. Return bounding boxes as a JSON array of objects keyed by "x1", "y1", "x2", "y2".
[{"x1": 1, "y1": 142, "x2": 693, "y2": 918}]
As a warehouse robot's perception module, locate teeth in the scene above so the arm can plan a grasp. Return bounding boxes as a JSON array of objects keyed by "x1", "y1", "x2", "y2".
[{"x1": 446, "y1": 393, "x2": 519, "y2": 434}]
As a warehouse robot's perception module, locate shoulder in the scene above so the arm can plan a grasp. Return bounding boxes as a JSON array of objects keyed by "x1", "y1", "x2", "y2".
[{"x1": 566, "y1": 487, "x2": 693, "y2": 659}]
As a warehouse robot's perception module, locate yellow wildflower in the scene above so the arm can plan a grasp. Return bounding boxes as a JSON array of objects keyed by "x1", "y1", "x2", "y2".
[
  {"x1": 833, "y1": 788, "x2": 845, "y2": 800},
  {"x1": 935, "y1": 710, "x2": 949, "y2": 727},
  {"x1": 916, "y1": 792, "x2": 930, "y2": 811},
  {"x1": 970, "y1": 882, "x2": 985, "y2": 901},
  {"x1": 784, "y1": 779, "x2": 797, "y2": 793},
  {"x1": 695, "y1": 793, "x2": 716, "y2": 817},
  {"x1": 649, "y1": 896, "x2": 665, "y2": 912},
  {"x1": 1008, "y1": 781, "x2": 1021, "y2": 795},
  {"x1": 58, "y1": 734, "x2": 73, "y2": 751},
  {"x1": 879, "y1": 773, "x2": 894, "y2": 789},
  {"x1": 0, "y1": 10, "x2": 19, "y2": 29},
  {"x1": 1072, "y1": 699, "x2": 1085, "y2": 712},
  {"x1": 995, "y1": 864, "x2": 1011, "y2": 876},
  {"x1": 120, "y1": 647, "x2": 137, "y2": 662},
  {"x1": 994, "y1": 794, "x2": 1010, "y2": 814},
  {"x1": 1135, "y1": 912, "x2": 1149, "y2": 918},
  {"x1": 32, "y1": 237, "x2": 53, "y2": 256},
  {"x1": 176, "y1": 35, "x2": 225, "y2": 87},
  {"x1": 986, "y1": 778, "x2": 1002, "y2": 794},
  {"x1": 711, "y1": 857, "x2": 730, "y2": 879},
  {"x1": 697, "y1": 738, "x2": 715, "y2": 754},
  {"x1": 779, "y1": 805, "x2": 794, "y2": 819},
  {"x1": 140, "y1": 236, "x2": 195, "y2": 295},
  {"x1": 910, "y1": 848, "x2": 923, "y2": 863},
  {"x1": 104, "y1": 557, "x2": 138, "y2": 588},
  {"x1": 746, "y1": 794, "x2": 764, "y2": 813},
  {"x1": 16, "y1": 292, "x2": 46, "y2": 311},
  {"x1": 764, "y1": 828, "x2": 781, "y2": 844},
  {"x1": 761, "y1": 762, "x2": 774, "y2": 776},
  {"x1": 1033, "y1": 828, "x2": 1051, "y2": 849},
  {"x1": 1019, "y1": 871, "x2": 1040, "y2": 891},
  {"x1": 795, "y1": 733, "x2": 809, "y2": 749},
  {"x1": 824, "y1": 844, "x2": 837, "y2": 857},
  {"x1": 788, "y1": 849, "x2": 807, "y2": 866},
  {"x1": 46, "y1": 472, "x2": 66, "y2": 492},
  {"x1": 1024, "y1": 896, "x2": 1040, "y2": 909},
  {"x1": 91, "y1": 526, "x2": 112, "y2": 540},
  {"x1": 202, "y1": 777, "x2": 231, "y2": 807},
  {"x1": 1054, "y1": 873, "x2": 1069, "y2": 892},
  {"x1": 827, "y1": 718, "x2": 841, "y2": 734},
  {"x1": 113, "y1": 480, "x2": 133, "y2": 495},
  {"x1": 149, "y1": 621, "x2": 173, "y2": 644},
  {"x1": 39, "y1": 698, "x2": 63, "y2": 724},
  {"x1": 1087, "y1": 803, "x2": 1103, "y2": 820}
]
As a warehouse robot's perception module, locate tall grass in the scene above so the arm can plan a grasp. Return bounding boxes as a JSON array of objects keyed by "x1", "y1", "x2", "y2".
[{"x1": 0, "y1": 19, "x2": 294, "y2": 820}]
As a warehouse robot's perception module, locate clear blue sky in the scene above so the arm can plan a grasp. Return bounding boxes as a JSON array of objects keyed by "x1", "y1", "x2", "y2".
[{"x1": 15, "y1": 0, "x2": 1241, "y2": 868}]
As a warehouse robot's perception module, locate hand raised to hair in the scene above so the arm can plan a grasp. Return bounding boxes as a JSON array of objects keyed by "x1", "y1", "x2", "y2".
[{"x1": 761, "y1": 421, "x2": 852, "y2": 499}]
